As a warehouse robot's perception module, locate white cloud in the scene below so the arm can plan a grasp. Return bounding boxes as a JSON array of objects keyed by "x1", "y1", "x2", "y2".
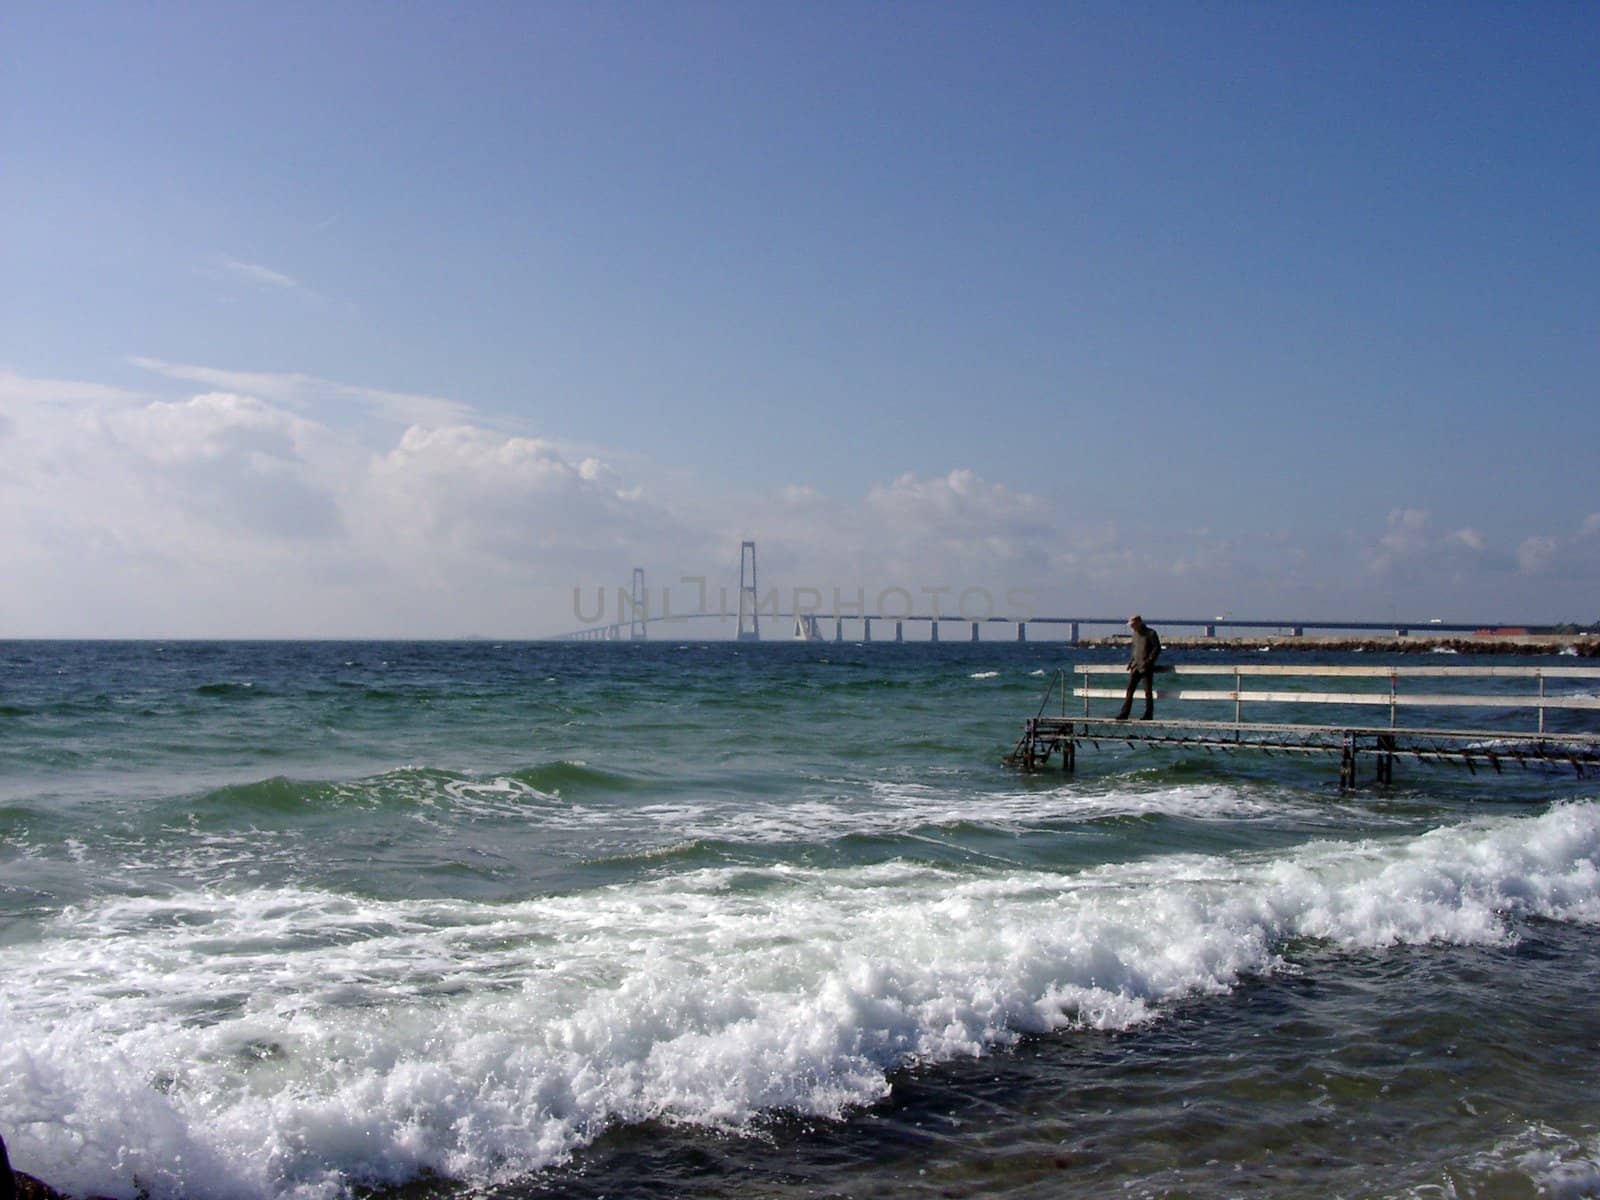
[
  {"x1": 94, "y1": 392, "x2": 344, "y2": 541},
  {"x1": 129, "y1": 357, "x2": 475, "y2": 428},
  {"x1": 1367, "y1": 509, "x2": 1498, "y2": 581},
  {"x1": 360, "y1": 424, "x2": 648, "y2": 562},
  {"x1": 127, "y1": 357, "x2": 307, "y2": 399},
  {"x1": 1517, "y1": 535, "x2": 1558, "y2": 574},
  {"x1": 6, "y1": 363, "x2": 1600, "y2": 635},
  {"x1": 1, "y1": 366, "x2": 697, "y2": 635},
  {"x1": 105, "y1": 391, "x2": 311, "y2": 466},
  {"x1": 1377, "y1": 507, "x2": 1432, "y2": 557},
  {"x1": 0, "y1": 366, "x2": 141, "y2": 407},
  {"x1": 781, "y1": 484, "x2": 822, "y2": 506},
  {"x1": 218, "y1": 257, "x2": 301, "y2": 290},
  {"x1": 865, "y1": 469, "x2": 1050, "y2": 563}
]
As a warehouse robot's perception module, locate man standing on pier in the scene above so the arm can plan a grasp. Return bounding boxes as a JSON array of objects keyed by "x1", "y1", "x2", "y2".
[{"x1": 1116, "y1": 614, "x2": 1161, "y2": 720}]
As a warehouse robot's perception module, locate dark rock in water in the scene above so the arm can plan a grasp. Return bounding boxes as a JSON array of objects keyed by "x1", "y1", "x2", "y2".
[
  {"x1": 1, "y1": 1133, "x2": 84, "y2": 1200},
  {"x1": 14, "y1": 1173, "x2": 71, "y2": 1200}
]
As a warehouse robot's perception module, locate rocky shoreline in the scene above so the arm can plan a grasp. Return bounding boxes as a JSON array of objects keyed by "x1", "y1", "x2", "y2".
[{"x1": 2, "y1": 1134, "x2": 79, "y2": 1200}]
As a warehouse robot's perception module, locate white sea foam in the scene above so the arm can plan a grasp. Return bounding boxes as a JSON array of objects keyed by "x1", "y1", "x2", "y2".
[
  {"x1": 6, "y1": 802, "x2": 1600, "y2": 1199},
  {"x1": 865, "y1": 780, "x2": 1308, "y2": 827},
  {"x1": 968, "y1": 671, "x2": 1000, "y2": 679},
  {"x1": 333, "y1": 774, "x2": 1303, "y2": 851},
  {"x1": 576, "y1": 780, "x2": 1300, "y2": 850},
  {"x1": 1457, "y1": 1124, "x2": 1600, "y2": 1200}
]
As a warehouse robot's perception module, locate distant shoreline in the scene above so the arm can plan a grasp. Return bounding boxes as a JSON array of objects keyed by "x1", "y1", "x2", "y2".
[{"x1": 1078, "y1": 634, "x2": 1598, "y2": 656}]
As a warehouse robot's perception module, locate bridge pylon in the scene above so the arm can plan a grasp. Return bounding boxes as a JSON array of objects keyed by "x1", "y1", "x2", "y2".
[
  {"x1": 736, "y1": 541, "x2": 761, "y2": 642},
  {"x1": 627, "y1": 568, "x2": 647, "y2": 640}
]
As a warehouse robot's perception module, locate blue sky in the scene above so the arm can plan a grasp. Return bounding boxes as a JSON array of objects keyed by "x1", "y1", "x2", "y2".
[{"x1": 3, "y1": 3, "x2": 1597, "y2": 636}]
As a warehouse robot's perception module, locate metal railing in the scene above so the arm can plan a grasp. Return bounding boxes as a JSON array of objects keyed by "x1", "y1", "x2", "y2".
[
  {"x1": 1067, "y1": 663, "x2": 1600, "y2": 735},
  {"x1": 1008, "y1": 663, "x2": 1600, "y2": 784}
]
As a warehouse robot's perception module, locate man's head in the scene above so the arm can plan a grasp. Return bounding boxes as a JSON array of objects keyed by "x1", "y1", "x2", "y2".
[{"x1": 1127, "y1": 614, "x2": 1144, "y2": 631}]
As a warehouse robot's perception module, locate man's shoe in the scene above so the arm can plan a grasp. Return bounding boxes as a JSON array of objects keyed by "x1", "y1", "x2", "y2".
[
  {"x1": 1114, "y1": 710, "x2": 1131, "y2": 721},
  {"x1": 1140, "y1": 711, "x2": 1154, "y2": 721}
]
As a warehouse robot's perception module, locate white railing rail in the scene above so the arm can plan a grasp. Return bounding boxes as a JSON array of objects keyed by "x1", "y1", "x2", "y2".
[{"x1": 1071, "y1": 664, "x2": 1600, "y2": 734}]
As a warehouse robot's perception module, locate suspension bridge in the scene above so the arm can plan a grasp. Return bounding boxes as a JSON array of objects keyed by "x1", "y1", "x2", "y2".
[{"x1": 550, "y1": 541, "x2": 1566, "y2": 645}]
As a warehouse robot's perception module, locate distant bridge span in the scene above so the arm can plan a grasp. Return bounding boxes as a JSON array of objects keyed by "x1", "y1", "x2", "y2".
[
  {"x1": 551, "y1": 543, "x2": 1547, "y2": 643},
  {"x1": 552, "y1": 610, "x2": 1526, "y2": 644}
]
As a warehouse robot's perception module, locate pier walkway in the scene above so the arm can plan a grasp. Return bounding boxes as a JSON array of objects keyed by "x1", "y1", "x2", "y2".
[{"x1": 1004, "y1": 664, "x2": 1600, "y2": 787}]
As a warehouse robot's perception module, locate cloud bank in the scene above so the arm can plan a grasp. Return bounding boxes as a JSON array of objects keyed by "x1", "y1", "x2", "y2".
[{"x1": 2, "y1": 365, "x2": 1596, "y2": 636}]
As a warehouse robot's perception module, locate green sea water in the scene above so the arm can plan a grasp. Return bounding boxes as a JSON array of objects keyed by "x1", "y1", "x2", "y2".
[{"x1": 2, "y1": 640, "x2": 1598, "y2": 1199}]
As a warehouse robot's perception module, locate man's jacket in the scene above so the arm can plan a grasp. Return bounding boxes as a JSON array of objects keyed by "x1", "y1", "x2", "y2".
[{"x1": 1128, "y1": 626, "x2": 1161, "y2": 673}]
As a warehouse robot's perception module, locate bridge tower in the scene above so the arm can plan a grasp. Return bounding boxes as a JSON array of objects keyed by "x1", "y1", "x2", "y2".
[
  {"x1": 628, "y1": 568, "x2": 647, "y2": 640},
  {"x1": 736, "y1": 540, "x2": 760, "y2": 642}
]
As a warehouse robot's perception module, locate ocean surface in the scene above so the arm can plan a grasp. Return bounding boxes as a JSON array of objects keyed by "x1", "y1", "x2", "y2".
[{"x1": 3, "y1": 639, "x2": 1599, "y2": 1200}]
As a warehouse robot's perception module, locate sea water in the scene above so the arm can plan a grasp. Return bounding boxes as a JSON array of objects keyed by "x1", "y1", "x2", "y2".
[{"x1": 2, "y1": 640, "x2": 1598, "y2": 1199}]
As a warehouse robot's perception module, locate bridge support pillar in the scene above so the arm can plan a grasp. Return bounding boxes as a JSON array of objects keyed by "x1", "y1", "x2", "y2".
[
  {"x1": 971, "y1": 621, "x2": 980, "y2": 642},
  {"x1": 835, "y1": 619, "x2": 843, "y2": 642},
  {"x1": 929, "y1": 621, "x2": 939, "y2": 643},
  {"x1": 1069, "y1": 622, "x2": 1080, "y2": 643},
  {"x1": 895, "y1": 621, "x2": 904, "y2": 642},
  {"x1": 628, "y1": 568, "x2": 647, "y2": 640},
  {"x1": 736, "y1": 541, "x2": 760, "y2": 642},
  {"x1": 1017, "y1": 622, "x2": 1027, "y2": 642},
  {"x1": 863, "y1": 617, "x2": 872, "y2": 642}
]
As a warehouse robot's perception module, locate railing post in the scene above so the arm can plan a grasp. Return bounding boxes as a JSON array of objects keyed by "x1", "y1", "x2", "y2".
[{"x1": 1539, "y1": 670, "x2": 1546, "y2": 736}]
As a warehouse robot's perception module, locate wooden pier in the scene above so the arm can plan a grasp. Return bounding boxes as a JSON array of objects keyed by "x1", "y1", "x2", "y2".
[{"x1": 1004, "y1": 664, "x2": 1600, "y2": 787}]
